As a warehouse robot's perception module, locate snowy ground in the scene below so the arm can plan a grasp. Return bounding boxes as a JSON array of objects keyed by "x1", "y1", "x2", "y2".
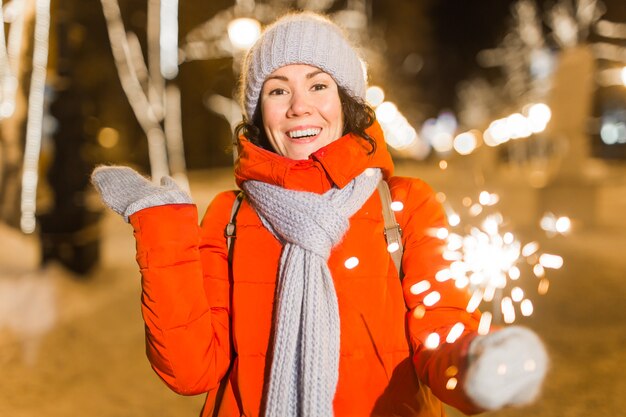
[{"x1": 1, "y1": 164, "x2": 625, "y2": 416}]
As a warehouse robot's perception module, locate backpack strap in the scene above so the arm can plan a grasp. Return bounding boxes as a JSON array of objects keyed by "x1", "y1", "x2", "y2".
[
  {"x1": 225, "y1": 191, "x2": 244, "y2": 266},
  {"x1": 225, "y1": 182, "x2": 404, "y2": 280},
  {"x1": 377, "y1": 180, "x2": 404, "y2": 280},
  {"x1": 212, "y1": 192, "x2": 243, "y2": 415}
]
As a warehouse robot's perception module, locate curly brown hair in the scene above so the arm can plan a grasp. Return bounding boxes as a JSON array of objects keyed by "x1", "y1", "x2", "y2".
[{"x1": 234, "y1": 86, "x2": 377, "y2": 155}]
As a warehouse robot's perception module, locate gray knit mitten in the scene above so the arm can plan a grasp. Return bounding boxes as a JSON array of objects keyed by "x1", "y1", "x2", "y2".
[
  {"x1": 91, "y1": 166, "x2": 192, "y2": 222},
  {"x1": 464, "y1": 326, "x2": 548, "y2": 411}
]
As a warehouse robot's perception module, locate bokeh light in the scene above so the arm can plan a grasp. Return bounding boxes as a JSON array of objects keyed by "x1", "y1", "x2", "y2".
[
  {"x1": 453, "y1": 131, "x2": 478, "y2": 155},
  {"x1": 227, "y1": 18, "x2": 261, "y2": 50},
  {"x1": 98, "y1": 127, "x2": 120, "y2": 148},
  {"x1": 526, "y1": 103, "x2": 552, "y2": 133},
  {"x1": 366, "y1": 86, "x2": 385, "y2": 107},
  {"x1": 375, "y1": 101, "x2": 398, "y2": 124}
]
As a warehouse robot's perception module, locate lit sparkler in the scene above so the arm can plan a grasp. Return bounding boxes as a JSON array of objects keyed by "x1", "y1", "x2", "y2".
[{"x1": 432, "y1": 190, "x2": 564, "y2": 332}]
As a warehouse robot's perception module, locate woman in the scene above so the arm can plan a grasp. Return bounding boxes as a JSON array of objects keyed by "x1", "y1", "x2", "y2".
[{"x1": 92, "y1": 11, "x2": 547, "y2": 417}]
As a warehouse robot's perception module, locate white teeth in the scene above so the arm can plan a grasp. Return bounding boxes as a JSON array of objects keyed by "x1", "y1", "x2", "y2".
[{"x1": 288, "y1": 128, "x2": 321, "y2": 138}]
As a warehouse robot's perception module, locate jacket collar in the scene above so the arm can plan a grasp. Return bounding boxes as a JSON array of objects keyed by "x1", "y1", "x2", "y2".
[{"x1": 234, "y1": 121, "x2": 394, "y2": 193}]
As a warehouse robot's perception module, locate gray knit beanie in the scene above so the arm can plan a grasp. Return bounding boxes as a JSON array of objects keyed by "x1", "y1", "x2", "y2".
[{"x1": 240, "y1": 11, "x2": 367, "y2": 121}]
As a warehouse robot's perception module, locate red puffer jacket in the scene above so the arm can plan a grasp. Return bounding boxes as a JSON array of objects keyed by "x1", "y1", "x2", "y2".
[{"x1": 129, "y1": 121, "x2": 483, "y2": 416}]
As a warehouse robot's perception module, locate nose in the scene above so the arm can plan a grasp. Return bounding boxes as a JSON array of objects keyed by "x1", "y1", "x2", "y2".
[{"x1": 287, "y1": 90, "x2": 312, "y2": 117}]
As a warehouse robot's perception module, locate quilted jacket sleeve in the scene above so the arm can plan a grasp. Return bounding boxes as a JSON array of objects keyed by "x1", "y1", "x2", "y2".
[
  {"x1": 389, "y1": 177, "x2": 484, "y2": 415},
  {"x1": 129, "y1": 191, "x2": 236, "y2": 395}
]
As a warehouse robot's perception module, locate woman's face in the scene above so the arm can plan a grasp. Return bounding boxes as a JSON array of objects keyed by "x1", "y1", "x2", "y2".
[{"x1": 260, "y1": 64, "x2": 344, "y2": 160}]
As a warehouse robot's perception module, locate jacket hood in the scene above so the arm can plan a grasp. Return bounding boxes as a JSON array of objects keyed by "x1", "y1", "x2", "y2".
[{"x1": 234, "y1": 120, "x2": 394, "y2": 193}]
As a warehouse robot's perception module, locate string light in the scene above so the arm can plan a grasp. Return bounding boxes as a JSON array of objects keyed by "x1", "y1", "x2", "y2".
[
  {"x1": 445, "y1": 102, "x2": 553, "y2": 155},
  {"x1": 375, "y1": 102, "x2": 398, "y2": 124},
  {"x1": 100, "y1": 0, "x2": 192, "y2": 184},
  {"x1": 374, "y1": 100, "x2": 420, "y2": 150},
  {"x1": 596, "y1": 20, "x2": 626, "y2": 39},
  {"x1": 506, "y1": 113, "x2": 532, "y2": 139},
  {"x1": 20, "y1": 0, "x2": 50, "y2": 233},
  {"x1": 160, "y1": 0, "x2": 179, "y2": 79},
  {"x1": 100, "y1": 0, "x2": 165, "y2": 168},
  {"x1": 0, "y1": 0, "x2": 26, "y2": 120},
  {"x1": 526, "y1": 103, "x2": 552, "y2": 133}
]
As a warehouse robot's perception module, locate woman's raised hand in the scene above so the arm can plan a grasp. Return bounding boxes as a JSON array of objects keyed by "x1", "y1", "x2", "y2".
[
  {"x1": 91, "y1": 166, "x2": 192, "y2": 222},
  {"x1": 464, "y1": 326, "x2": 548, "y2": 411}
]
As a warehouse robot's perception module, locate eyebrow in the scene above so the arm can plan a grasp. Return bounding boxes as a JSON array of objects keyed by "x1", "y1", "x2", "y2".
[
  {"x1": 306, "y1": 70, "x2": 325, "y2": 79},
  {"x1": 265, "y1": 70, "x2": 326, "y2": 82}
]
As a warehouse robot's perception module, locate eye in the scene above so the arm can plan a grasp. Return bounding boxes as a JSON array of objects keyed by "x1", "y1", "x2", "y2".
[
  {"x1": 268, "y1": 88, "x2": 288, "y2": 96},
  {"x1": 312, "y1": 83, "x2": 328, "y2": 91}
]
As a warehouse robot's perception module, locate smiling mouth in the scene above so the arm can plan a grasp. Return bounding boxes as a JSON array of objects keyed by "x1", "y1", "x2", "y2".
[{"x1": 287, "y1": 128, "x2": 321, "y2": 139}]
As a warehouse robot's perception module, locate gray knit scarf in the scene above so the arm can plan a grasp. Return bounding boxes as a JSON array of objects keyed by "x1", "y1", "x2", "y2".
[{"x1": 242, "y1": 168, "x2": 382, "y2": 417}]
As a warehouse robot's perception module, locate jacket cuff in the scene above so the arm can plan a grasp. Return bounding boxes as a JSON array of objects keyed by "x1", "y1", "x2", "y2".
[
  {"x1": 124, "y1": 189, "x2": 193, "y2": 222},
  {"x1": 413, "y1": 331, "x2": 486, "y2": 415}
]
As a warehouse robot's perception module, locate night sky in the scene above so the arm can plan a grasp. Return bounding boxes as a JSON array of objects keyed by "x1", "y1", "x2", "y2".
[
  {"x1": 369, "y1": 0, "x2": 624, "y2": 111},
  {"x1": 361, "y1": 0, "x2": 532, "y2": 118},
  {"x1": 423, "y1": 0, "x2": 519, "y2": 111}
]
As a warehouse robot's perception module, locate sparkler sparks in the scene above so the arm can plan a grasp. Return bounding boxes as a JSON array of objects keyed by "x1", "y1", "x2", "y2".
[
  {"x1": 540, "y1": 212, "x2": 572, "y2": 235},
  {"x1": 430, "y1": 190, "x2": 564, "y2": 332}
]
